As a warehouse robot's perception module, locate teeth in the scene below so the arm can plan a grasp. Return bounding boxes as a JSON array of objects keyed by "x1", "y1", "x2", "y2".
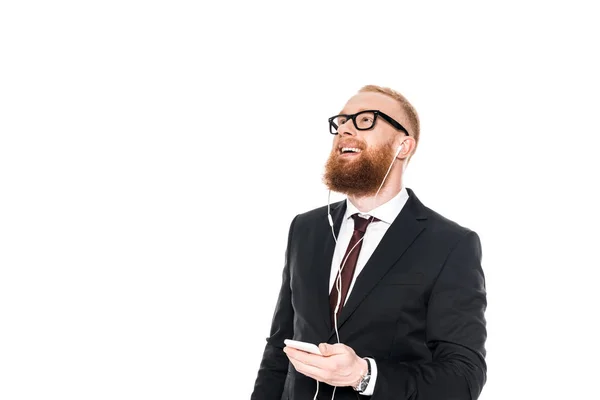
[{"x1": 341, "y1": 147, "x2": 361, "y2": 153}]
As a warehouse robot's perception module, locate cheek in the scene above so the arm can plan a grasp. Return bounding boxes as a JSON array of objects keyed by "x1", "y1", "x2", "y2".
[
  {"x1": 375, "y1": 131, "x2": 399, "y2": 150},
  {"x1": 365, "y1": 128, "x2": 389, "y2": 144},
  {"x1": 364, "y1": 138, "x2": 386, "y2": 152},
  {"x1": 330, "y1": 139, "x2": 338, "y2": 151}
]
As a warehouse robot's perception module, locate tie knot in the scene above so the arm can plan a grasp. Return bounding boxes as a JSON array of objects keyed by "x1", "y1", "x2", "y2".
[{"x1": 351, "y1": 213, "x2": 378, "y2": 233}]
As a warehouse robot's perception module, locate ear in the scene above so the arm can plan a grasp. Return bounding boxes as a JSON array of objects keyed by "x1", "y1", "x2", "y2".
[{"x1": 395, "y1": 137, "x2": 416, "y2": 159}]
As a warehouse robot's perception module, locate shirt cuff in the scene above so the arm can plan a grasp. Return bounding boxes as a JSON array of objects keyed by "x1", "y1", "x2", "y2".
[{"x1": 360, "y1": 357, "x2": 377, "y2": 396}]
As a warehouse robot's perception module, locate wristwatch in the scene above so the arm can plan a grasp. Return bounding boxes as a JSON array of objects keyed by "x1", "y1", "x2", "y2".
[{"x1": 353, "y1": 358, "x2": 371, "y2": 392}]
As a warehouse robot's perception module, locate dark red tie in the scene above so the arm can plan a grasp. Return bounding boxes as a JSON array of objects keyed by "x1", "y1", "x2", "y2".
[{"x1": 330, "y1": 213, "x2": 378, "y2": 323}]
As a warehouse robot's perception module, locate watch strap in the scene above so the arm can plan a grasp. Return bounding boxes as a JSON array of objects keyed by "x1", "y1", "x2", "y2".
[{"x1": 353, "y1": 357, "x2": 371, "y2": 392}]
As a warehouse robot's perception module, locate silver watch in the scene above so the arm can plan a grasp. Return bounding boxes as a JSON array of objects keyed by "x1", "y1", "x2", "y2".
[{"x1": 353, "y1": 358, "x2": 371, "y2": 392}]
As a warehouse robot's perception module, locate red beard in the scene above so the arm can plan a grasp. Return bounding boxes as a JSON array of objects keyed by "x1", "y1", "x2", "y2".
[{"x1": 323, "y1": 141, "x2": 396, "y2": 197}]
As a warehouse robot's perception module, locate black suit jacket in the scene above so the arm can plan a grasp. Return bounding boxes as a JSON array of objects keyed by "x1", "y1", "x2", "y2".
[{"x1": 251, "y1": 188, "x2": 487, "y2": 400}]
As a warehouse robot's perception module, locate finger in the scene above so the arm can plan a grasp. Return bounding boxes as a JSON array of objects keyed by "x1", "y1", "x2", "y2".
[
  {"x1": 284, "y1": 347, "x2": 314, "y2": 360},
  {"x1": 287, "y1": 358, "x2": 320, "y2": 381},
  {"x1": 330, "y1": 343, "x2": 352, "y2": 354},
  {"x1": 318, "y1": 343, "x2": 334, "y2": 355},
  {"x1": 319, "y1": 343, "x2": 348, "y2": 355},
  {"x1": 284, "y1": 346, "x2": 316, "y2": 357},
  {"x1": 291, "y1": 359, "x2": 333, "y2": 383},
  {"x1": 285, "y1": 347, "x2": 332, "y2": 370}
]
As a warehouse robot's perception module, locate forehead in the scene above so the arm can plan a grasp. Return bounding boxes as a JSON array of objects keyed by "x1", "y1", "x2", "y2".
[{"x1": 341, "y1": 92, "x2": 403, "y2": 117}]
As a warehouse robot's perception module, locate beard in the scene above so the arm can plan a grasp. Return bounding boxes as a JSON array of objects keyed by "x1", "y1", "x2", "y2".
[{"x1": 323, "y1": 140, "x2": 396, "y2": 197}]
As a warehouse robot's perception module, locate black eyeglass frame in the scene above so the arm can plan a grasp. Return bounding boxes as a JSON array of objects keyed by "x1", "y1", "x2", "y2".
[{"x1": 328, "y1": 109, "x2": 409, "y2": 136}]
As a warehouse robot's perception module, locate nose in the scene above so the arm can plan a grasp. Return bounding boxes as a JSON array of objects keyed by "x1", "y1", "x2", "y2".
[{"x1": 337, "y1": 119, "x2": 356, "y2": 136}]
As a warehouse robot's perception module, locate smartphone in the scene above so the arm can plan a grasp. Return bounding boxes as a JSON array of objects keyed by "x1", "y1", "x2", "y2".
[{"x1": 284, "y1": 339, "x2": 322, "y2": 355}]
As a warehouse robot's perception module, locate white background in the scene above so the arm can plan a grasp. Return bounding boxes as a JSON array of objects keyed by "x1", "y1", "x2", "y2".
[{"x1": 1, "y1": 1, "x2": 598, "y2": 399}]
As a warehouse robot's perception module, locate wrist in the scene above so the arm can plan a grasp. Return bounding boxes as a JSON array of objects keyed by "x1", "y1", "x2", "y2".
[{"x1": 352, "y1": 357, "x2": 369, "y2": 388}]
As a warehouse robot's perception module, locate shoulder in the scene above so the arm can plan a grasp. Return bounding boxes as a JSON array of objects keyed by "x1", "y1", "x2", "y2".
[
  {"x1": 287, "y1": 201, "x2": 343, "y2": 231},
  {"x1": 424, "y1": 205, "x2": 473, "y2": 236},
  {"x1": 407, "y1": 188, "x2": 480, "y2": 247},
  {"x1": 423, "y1": 205, "x2": 481, "y2": 256},
  {"x1": 298, "y1": 201, "x2": 342, "y2": 221}
]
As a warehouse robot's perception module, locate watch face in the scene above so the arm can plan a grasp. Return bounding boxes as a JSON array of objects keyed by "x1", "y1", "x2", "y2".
[
  {"x1": 355, "y1": 375, "x2": 370, "y2": 391},
  {"x1": 354, "y1": 359, "x2": 371, "y2": 392}
]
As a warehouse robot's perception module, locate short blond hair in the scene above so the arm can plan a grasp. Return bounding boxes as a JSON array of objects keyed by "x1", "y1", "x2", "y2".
[{"x1": 359, "y1": 85, "x2": 420, "y2": 156}]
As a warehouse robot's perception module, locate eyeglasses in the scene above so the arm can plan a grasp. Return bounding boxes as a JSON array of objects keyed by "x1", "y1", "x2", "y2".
[{"x1": 328, "y1": 110, "x2": 409, "y2": 136}]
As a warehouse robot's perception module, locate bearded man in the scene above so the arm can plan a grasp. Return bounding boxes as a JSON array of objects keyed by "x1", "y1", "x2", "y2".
[{"x1": 251, "y1": 85, "x2": 487, "y2": 400}]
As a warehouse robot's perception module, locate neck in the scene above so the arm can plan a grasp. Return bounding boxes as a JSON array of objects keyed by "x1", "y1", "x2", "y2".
[{"x1": 348, "y1": 173, "x2": 404, "y2": 213}]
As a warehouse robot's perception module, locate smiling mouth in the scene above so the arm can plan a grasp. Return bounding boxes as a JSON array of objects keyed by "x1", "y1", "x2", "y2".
[{"x1": 339, "y1": 147, "x2": 362, "y2": 155}]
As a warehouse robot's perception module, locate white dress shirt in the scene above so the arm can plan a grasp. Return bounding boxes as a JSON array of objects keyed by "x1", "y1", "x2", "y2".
[{"x1": 328, "y1": 186, "x2": 410, "y2": 396}]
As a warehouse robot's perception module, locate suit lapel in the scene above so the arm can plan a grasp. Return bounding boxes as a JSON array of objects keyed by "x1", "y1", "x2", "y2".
[
  {"x1": 328, "y1": 189, "x2": 428, "y2": 340},
  {"x1": 313, "y1": 200, "x2": 346, "y2": 335}
]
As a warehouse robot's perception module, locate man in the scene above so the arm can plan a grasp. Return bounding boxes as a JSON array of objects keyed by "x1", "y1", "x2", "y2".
[{"x1": 251, "y1": 85, "x2": 487, "y2": 399}]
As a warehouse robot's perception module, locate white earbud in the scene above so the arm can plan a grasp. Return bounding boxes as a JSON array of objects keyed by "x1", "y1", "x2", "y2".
[{"x1": 394, "y1": 142, "x2": 405, "y2": 158}]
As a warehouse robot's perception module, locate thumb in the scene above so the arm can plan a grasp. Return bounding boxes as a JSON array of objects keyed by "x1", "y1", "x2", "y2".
[{"x1": 318, "y1": 343, "x2": 334, "y2": 356}]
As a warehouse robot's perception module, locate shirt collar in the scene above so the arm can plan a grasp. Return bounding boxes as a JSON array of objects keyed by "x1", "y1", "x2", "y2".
[{"x1": 344, "y1": 186, "x2": 409, "y2": 225}]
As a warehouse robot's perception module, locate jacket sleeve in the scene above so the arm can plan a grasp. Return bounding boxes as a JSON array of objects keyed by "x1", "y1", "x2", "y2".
[
  {"x1": 373, "y1": 231, "x2": 487, "y2": 400},
  {"x1": 250, "y1": 216, "x2": 297, "y2": 400}
]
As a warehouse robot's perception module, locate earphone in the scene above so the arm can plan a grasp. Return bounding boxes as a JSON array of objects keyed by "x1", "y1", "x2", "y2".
[
  {"x1": 394, "y1": 141, "x2": 404, "y2": 158},
  {"x1": 318, "y1": 141, "x2": 405, "y2": 400}
]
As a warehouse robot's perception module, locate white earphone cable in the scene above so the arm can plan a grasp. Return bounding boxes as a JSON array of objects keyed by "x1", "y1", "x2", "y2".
[{"x1": 321, "y1": 143, "x2": 404, "y2": 400}]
